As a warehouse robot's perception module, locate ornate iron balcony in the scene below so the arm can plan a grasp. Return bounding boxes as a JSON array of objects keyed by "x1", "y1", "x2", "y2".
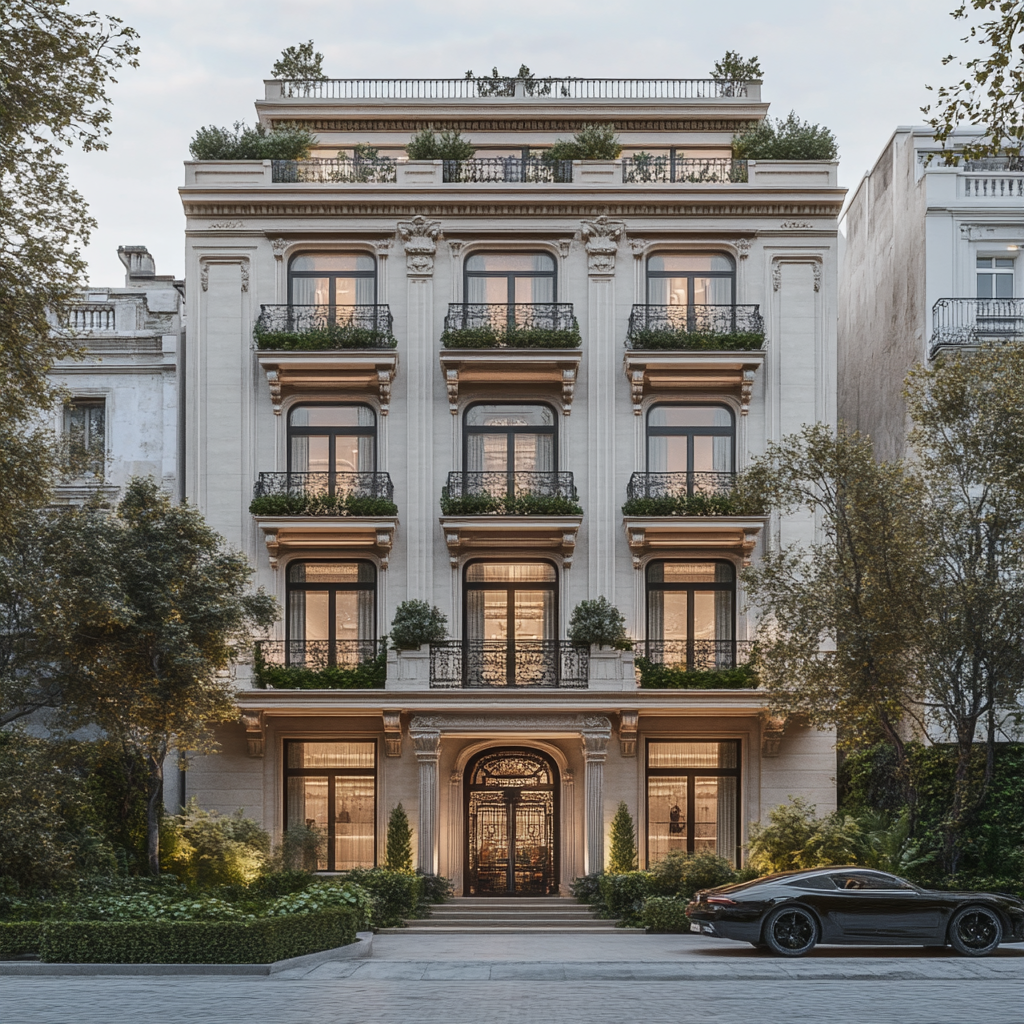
[
  {"x1": 256, "y1": 639, "x2": 383, "y2": 670},
  {"x1": 930, "y1": 298, "x2": 1024, "y2": 355},
  {"x1": 429, "y1": 640, "x2": 589, "y2": 688},
  {"x1": 622, "y1": 157, "x2": 748, "y2": 183},
  {"x1": 441, "y1": 471, "x2": 580, "y2": 516},
  {"x1": 272, "y1": 158, "x2": 397, "y2": 183},
  {"x1": 627, "y1": 471, "x2": 736, "y2": 500},
  {"x1": 253, "y1": 639, "x2": 386, "y2": 688},
  {"x1": 442, "y1": 303, "x2": 579, "y2": 348},
  {"x1": 254, "y1": 304, "x2": 396, "y2": 350},
  {"x1": 442, "y1": 158, "x2": 573, "y2": 183},
  {"x1": 626, "y1": 304, "x2": 764, "y2": 351},
  {"x1": 640, "y1": 639, "x2": 754, "y2": 672},
  {"x1": 250, "y1": 472, "x2": 396, "y2": 517}
]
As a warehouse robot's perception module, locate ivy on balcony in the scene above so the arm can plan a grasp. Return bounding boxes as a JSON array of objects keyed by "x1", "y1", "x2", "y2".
[
  {"x1": 253, "y1": 641, "x2": 387, "y2": 689},
  {"x1": 254, "y1": 304, "x2": 396, "y2": 351},
  {"x1": 636, "y1": 659, "x2": 758, "y2": 689},
  {"x1": 621, "y1": 472, "x2": 764, "y2": 517},
  {"x1": 441, "y1": 303, "x2": 580, "y2": 349},
  {"x1": 441, "y1": 471, "x2": 581, "y2": 516},
  {"x1": 249, "y1": 472, "x2": 397, "y2": 517},
  {"x1": 626, "y1": 304, "x2": 764, "y2": 351},
  {"x1": 635, "y1": 640, "x2": 757, "y2": 689}
]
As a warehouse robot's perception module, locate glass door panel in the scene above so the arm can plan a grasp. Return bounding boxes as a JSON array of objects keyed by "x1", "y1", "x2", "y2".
[
  {"x1": 469, "y1": 792, "x2": 511, "y2": 894},
  {"x1": 287, "y1": 777, "x2": 328, "y2": 870},
  {"x1": 334, "y1": 776, "x2": 375, "y2": 871},
  {"x1": 513, "y1": 792, "x2": 555, "y2": 894},
  {"x1": 693, "y1": 777, "x2": 719, "y2": 854},
  {"x1": 513, "y1": 433, "x2": 554, "y2": 475},
  {"x1": 292, "y1": 277, "x2": 330, "y2": 305},
  {"x1": 647, "y1": 776, "x2": 688, "y2": 862}
]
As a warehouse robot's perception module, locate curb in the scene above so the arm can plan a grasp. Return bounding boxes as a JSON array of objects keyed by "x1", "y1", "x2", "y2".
[{"x1": 0, "y1": 931, "x2": 373, "y2": 977}]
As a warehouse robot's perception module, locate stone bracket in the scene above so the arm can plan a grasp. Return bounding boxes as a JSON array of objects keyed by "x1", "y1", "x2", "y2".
[
  {"x1": 383, "y1": 710, "x2": 402, "y2": 757},
  {"x1": 240, "y1": 710, "x2": 265, "y2": 757},
  {"x1": 440, "y1": 351, "x2": 581, "y2": 416},
  {"x1": 441, "y1": 516, "x2": 581, "y2": 569},
  {"x1": 256, "y1": 518, "x2": 398, "y2": 570},
  {"x1": 625, "y1": 516, "x2": 766, "y2": 568},
  {"x1": 618, "y1": 710, "x2": 639, "y2": 757},
  {"x1": 761, "y1": 713, "x2": 787, "y2": 757},
  {"x1": 258, "y1": 354, "x2": 398, "y2": 416},
  {"x1": 625, "y1": 352, "x2": 765, "y2": 417}
]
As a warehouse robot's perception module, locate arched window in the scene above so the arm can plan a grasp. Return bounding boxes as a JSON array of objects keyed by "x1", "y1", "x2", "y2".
[
  {"x1": 646, "y1": 253, "x2": 735, "y2": 306},
  {"x1": 465, "y1": 252, "x2": 556, "y2": 304},
  {"x1": 286, "y1": 560, "x2": 377, "y2": 666},
  {"x1": 646, "y1": 404, "x2": 734, "y2": 495},
  {"x1": 288, "y1": 404, "x2": 376, "y2": 496},
  {"x1": 288, "y1": 253, "x2": 376, "y2": 305}
]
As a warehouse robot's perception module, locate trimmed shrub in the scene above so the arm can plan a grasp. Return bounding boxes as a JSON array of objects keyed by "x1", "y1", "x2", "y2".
[
  {"x1": 546, "y1": 123, "x2": 622, "y2": 161},
  {"x1": 161, "y1": 803, "x2": 271, "y2": 887},
  {"x1": 627, "y1": 329, "x2": 764, "y2": 352},
  {"x1": 440, "y1": 491, "x2": 583, "y2": 517},
  {"x1": 38, "y1": 906, "x2": 357, "y2": 964},
  {"x1": 608, "y1": 802, "x2": 638, "y2": 873},
  {"x1": 385, "y1": 804, "x2": 414, "y2": 870},
  {"x1": 248, "y1": 492, "x2": 398, "y2": 518},
  {"x1": 342, "y1": 868, "x2": 423, "y2": 928},
  {"x1": 599, "y1": 872, "x2": 653, "y2": 926},
  {"x1": 390, "y1": 601, "x2": 448, "y2": 650},
  {"x1": 641, "y1": 896, "x2": 692, "y2": 933},
  {"x1": 621, "y1": 492, "x2": 764, "y2": 518},
  {"x1": 648, "y1": 851, "x2": 736, "y2": 900},
  {"x1": 418, "y1": 873, "x2": 454, "y2": 906},
  {"x1": 406, "y1": 127, "x2": 475, "y2": 160},
  {"x1": 254, "y1": 324, "x2": 397, "y2": 351},
  {"x1": 189, "y1": 121, "x2": 316, "y2": 161},
  {"x1": 0, "y1": 921, "x2": 44, "y2": 957},
  {"x1": 246, "y1": 869, "x2": 316, "y2": 898},
  {"x1": 733, "y1": 111, "x2": 838, "y2": 161},
  {"x1": 747, "y1": 797, "x2": 863, "y2": 874},
  {"x1": 569, "y1": 872, "x2": 604, "y2": 907},
  {"x1": 253, "y1": 647, "x2": 386, "y2": 690},
  {"x1": 635, "y1": 660, "x2": 758, "y2": 690},
  {"x1": 567, "y1": 598, "x2": 632, "y2": 651},
  {"x1": 440, "y1": 325, "x2": 581, "y2": 349}
]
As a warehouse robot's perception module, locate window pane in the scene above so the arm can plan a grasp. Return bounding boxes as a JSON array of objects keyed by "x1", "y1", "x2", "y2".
[
  {"x1": 466, "y1": 404, "x2": 555, "y2": 427},
  {"x1": 288, "y1": 741, "x2": 375, "y2": 768},
  {"x1": 513, "y1": 433, "x2": 554, "y2": 474},
  {"x1": 693, "y1": 776, "x2": 720, "y2": 855},
  {"x1": 287, "y1": 777, "x2": 328, "y2": 870},
  {"x1": 513, "y1": 276, "x2": 554, "y2": 303},
  {"x1": 291, "y1": 255, "x2": 375, "y2": 273},
  {"x1": 649, "y1": 406, "x2": 733, "y2": 429},
  {"x1": 466, "y1": 276, "x2": 508, "y2": 304},
  {"x1": 663, "y1": 562, "x2": 720, "y2": 583},
  {"x1": 290, "y1": 590, "x2": 328, "y2": 642},
  {"x1": 288, "y1": 562, "x2": 374, "y2": 584},
  {"x1": 466, "y1": 253, "x2": 555, "y2": 273},
  {"x1": 648, "y1": 741, "x2": 738, "y2": 769},
  {"x1": 977, "y1": 257, "x2": 993, "y2": 268},
  {"x1": 289, "y1": 405, "x2": 375, "y2": 428},
  {"x1": 977, "y1": 274, "x2": 993, "y2": 299},
  {"x1": 996, "y1": 274, "x2": 1014, "y2": 299},
  {"x1": 512, "y1": 589, "x2": 554, "y2": 641},
  {"x1": 715, "y1": 777, "x2": 738, "y2": 865},
  {"x1": 292, "y1": 277, "x2": 330, "y2": 305},
  {"x1": 334, "y1": 276, "x2": 376, "y2": 305},
  {"x1": 335, "y1": 775, "x2": 376, "y2": 870},
  {"x1": 466, "y1": 562, "x2": 557, "y2": 583},
  {"x1": 334, "y1": 435, "x2": 374, "y2": 474},
  {"x1": 648, "y1": 254, "x2": 734, "y2": 273},
  {"x1": 995, "y1": 258, "x2": 1015, "y2": 269},
  {"x1": 648, "y1": 775, "x2": 688, "y2": 862}
]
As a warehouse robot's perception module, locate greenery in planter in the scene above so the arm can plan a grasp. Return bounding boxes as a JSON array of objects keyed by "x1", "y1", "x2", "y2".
[
  {"x1": 621, "y1": 491, "x2": 765, "y2": 518},
  {"x1": 406, "y1": 126, "x2": 476, "y2": 160},
  {"x1": 440, "y1": 324, "x2": 581, "y2": 349},
  {"x1": 254, "y1": 323, "x2": 397, "y2": 351},
  {"x1": 440, "y1": 490, "x2": 583, "y2": 517},
  {"x1": 390, "y1": 600, "x2": 448, "y2": 650},
  {"x1": 733, "y1": 111, "x2": 838, "y2": 161},
  {"x1": 248, "y1": 492, "x2": 398, "y2": 518},
  {"x1": 385, "y1": 804, "x2": 413, "y2": 871},
  {"x1": 710, "y1": 50, "x2": 763, "y2": 81},
  {"x1": 189, "y1": 121, "x2": 317, "y2": 161},
  {"x1": 608, "y1": 802, "x2": 638, "y2": 873},
  {"x1": 628, "y1": 328, "x2": 764, "y2": 352},
  {"x1": 635, "y1": 660, "x2": 758, "y2": 690},
  {"x1": 567, "y1": 597, "x2": 632, "y2": 651},
  {"x1": 252, "y1": 644, "x2": 387, "y2": 690},
  {"x1": 546, "y1": 123, "x2": 622, "y2": 161}
]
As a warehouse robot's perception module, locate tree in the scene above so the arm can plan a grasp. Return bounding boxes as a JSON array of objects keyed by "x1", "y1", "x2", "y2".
[
  {"x1": 271, "y1": 40, "x2": 326, "y2": 80},
  {"x1": 732, "y1": 111, "x2": 838, "y2": 160},
  {"x1": 0, "y1": 3, "x2": 139, "y2": 527},
  {"x1": 608, "y1": 801, "x2": 638, "y2": 873},
  {"x1": 923, "y1": 1, "x2": 1024, "y2": 162},
  {"x1": 389, "y1": 600, "x2": 447, "y2": 650},
  {"x1": 385, "y1": 803, "x2": 413, "y2": 871},
  {"x1": 60, "y1": 479, "x2": 276, "y2": 876},
  {"x1": 710, "y1": 50, "x2": 763, "y2": 80},
  {"x1": 566, "y1": 597, "x2": 632, "y2": 650}
]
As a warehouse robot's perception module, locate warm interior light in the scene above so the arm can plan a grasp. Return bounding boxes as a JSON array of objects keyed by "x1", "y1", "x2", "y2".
[{"x1": 1008, "y1": 245, "x2": 1019, "y2": 251}]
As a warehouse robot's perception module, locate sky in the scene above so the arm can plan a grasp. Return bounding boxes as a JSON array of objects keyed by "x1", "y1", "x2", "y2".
[{"x1": 65, "y1": 0, "x2": 967, "y2": 286}]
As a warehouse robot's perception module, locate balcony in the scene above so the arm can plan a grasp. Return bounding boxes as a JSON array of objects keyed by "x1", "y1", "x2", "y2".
[
  {"x1": 250, "y1": 472, "x2": 398, "y2": 569},
  {"x1": 272, "y1": 158, "x2": 397, "y2": 183},
  {"x1": 428, "y1": 640, "x2": 588, "y2": 689},
  {"x1": 623, "y1": 471, "x2": 759, "y2": 517},
  {"x1": 929, "y1": 298, "x2": 1024, "y2": 357},
  {"x1": 254, "y1": 639, "x2": 386, "y2": 689},
  {"x1": 254, "y1": 305, "x2": 397, "y2": 414},
  {"x1": 443, "y1": 158, "x2": 573, "y2": 183},
  {"x1": 636, "y1": 640, "x2": 757, "y2": 689},
  {"x1": 439, "y1": 471, "x2": 582, "y2": 567},
  {"x1": 441, "y1": 303, "x2": 579, "y2": 349},
  {"x1": 622, "y1": 157, "x2": 748, "y2": 183}
]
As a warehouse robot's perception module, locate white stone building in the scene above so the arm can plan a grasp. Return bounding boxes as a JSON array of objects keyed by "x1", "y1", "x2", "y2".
[
  {"x1": 176, "y1": 74, "x2": 844, "y2": 892},
  {"x1": 839, "y1": 128, "x2": 1023, "y2": 458}
]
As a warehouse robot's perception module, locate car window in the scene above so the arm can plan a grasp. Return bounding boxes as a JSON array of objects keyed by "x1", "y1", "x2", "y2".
[
  {"x1": 786, "y1": 874, "x2": 837, "y2": 890},
  {"x1": 830, "y1": 871, "x2": 915, "y2": 891}
]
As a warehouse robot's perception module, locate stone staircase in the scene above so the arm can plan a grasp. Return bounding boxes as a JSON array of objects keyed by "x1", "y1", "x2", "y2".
[{"x1": 380, "y1": 897, "x2": 643, "y2": 934}]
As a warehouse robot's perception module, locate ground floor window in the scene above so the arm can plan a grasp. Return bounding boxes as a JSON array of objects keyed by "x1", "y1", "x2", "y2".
[
  {"x1": 284, "y1": 740, "x2": 376, "y2": 871},
  {"x1": 646, "y1": 740, "x2": 740, "y2": 867}
]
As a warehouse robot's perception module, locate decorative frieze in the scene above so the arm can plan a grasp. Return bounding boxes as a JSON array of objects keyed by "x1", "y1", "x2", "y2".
[{"x1": 279, "y1": 118, "x2": 762, "y2": 134}]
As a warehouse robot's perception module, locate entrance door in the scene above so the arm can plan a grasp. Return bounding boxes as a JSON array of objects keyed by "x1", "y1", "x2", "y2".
[{"x1": 465, "y1": 749, "x2": 558, "y2": 896}]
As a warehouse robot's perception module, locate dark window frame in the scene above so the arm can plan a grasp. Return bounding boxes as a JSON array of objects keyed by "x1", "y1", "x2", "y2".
[
  {"x1": 463, "y1": 251, "x2": 558, "y2": 305},
  {"x1": 645, "y1": 402, "x2": 736, "y2": 473},
  {"x1": 287, "y1": 252, "x2": 378, "y2": 305},
  {"x1": 645, "y1": 559, "x2": 736, "y2": 643},
  {"x1": 645, "y1": 252, "x2": 736, "y2": 305},
  {"x1": 287, "y1": 402, "x2": 378, "y2": 477},
  {"x1": 285, "y1": 559, "x2": 378, "y2": 650},
  {"x1": 282, "y1": 738, "x2": 378, "y2": 873},
  {"x1": 462, "y1": 400, "x2": 559, "y2": 477},
  {"x1": 644, "y1": 738, "x2": 742, "y2": 867},
  {"x1": 462, "y1": 558, "x2": 559, "y2": 648},
  {"x1": 63, "y1": 397, "x2": 106, "y2": 478}
]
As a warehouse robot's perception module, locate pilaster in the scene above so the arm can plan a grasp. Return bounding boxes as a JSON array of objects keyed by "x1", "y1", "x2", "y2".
[
  {"x1": 581, "y1": 720, "x2": 612, "y2": 874},
  {"x1": 412, "y1": 725, "x2": 441, "y2": 874}
]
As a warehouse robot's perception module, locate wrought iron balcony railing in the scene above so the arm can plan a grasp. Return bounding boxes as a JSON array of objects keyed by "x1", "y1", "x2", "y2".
[
  {"x1": 272, "y1": 158, "x2": 397, "y2": 183},
  {"x1": 429, "y1": 640, "x2": 589, "y2": 688},
  {"x1": 640, "y1": 639, "x2": 754, "y2": 672},
  {"x1": 441, "y1": 302, "x2": 579, "y2": 348},
  {"x1": 441, "y1": 471, "x2": 580, "y2": 516},
  {"x1": 256, "y1": 639, "x2": 383, "y2": 670},
  {"x1": 627, "y1": 471, "x2": 736, "y2": 500},
  {"x1": 626, "y1": 304, "x2": 765, "y2": 350},
  {"x1": 930, "y1": 298, "x2": 1024, "y2": 354},
  {"x1": 254, "y1": 304, "x2": 396, "y2": 350},
  {"x1": 622, "y1": 157, "x2": 748, "y2": 183},
  {"x1": 442, "y1": 158, "x2": 573, "y2": 183},
  {"x1": 254, "y1": 471, "x2": 394, "y2": 501}
]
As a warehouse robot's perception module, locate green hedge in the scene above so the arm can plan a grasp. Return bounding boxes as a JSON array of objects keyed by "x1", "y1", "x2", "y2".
[
  {"x1": 599, "y1": 872, "x2": 654, "y2": 927},
  {"x1": 342, "y1": 868, "x2": 424, "y2": 928},
  {"x1": 0, "y1": 921, "x2": 44, "y2": 957},
  {"x1": 636, "y1": 659, "x2": 758, "y2": 690},
  {"x1": 440, "y1": 492, "x2": 583, "y2": 517},
  {"x1": 441, "y1": 326, "x2": 581, "y2": 349},
  {"x1": 35, "y1": 906, "x2": 357, "y2": 964},
  {"x1": 248, "y1": 493, "x2": 398, "y2": 518},
  {"x1": 254, "y1": 326, "x2": 397, "y2": 351},
  {"x1": 253, "y1": 653, "x2": 387, "y2": 690},
  {"x1": 622, "y1": 493, "x2": 763, "y2": 517},
  {"x1": 628, "y1": 329, "x2": 764, "y2": 352},
  {"x1": 641, "y1": 896, "x2": 692, "y2": 933}
]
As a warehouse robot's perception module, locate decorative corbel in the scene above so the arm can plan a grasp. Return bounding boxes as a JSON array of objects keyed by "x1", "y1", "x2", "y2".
[
  {"x1": 240, "y1": 710, "x2": 265, "y2": 757},
  {"x1": 397, "y1": 216, "x2": 443, "y2": 276},
  {"x1": 383, "y1": 711, "x2": 402, "y2": 757},
  {"x1": 445, "y1": 368, "x2": 460, "y2": 414},
  {"x1": 741, "y1": 529, "x2": 759, "y2": 566},
  {"x1": 271, "y1": 238, "x2": 289, "y2": 261},
  {"x1": 761, "y1": 714, "x2": 787, "y2": 757},
  {"x1": 376, "y1": 528, "x2": 394, "y2": 570},
  {"x1": 377, "y1": 369, "x2": 393, "y2": 415},
  {"x1": 562, "y1": 531, "x2": 576, "y2": 569},
  {"x1": 557, "y1": 238, "x2": 573, "y2": 259},
  {"x1": 561, "y1": 368, "x2": 576, "y2": 415},
  {"x1": 264, "y1": 532, "x2": 280, "y2": 569},
  {"x1": 445, "y1": 529, "x2": 461, "y2": 567},
  {"x1": 630, "y1": 369, "x2": 645, "y2": 414},
  {"x1": 740, "y1": 368, "x2": 756, "y2": 416},
  {"x1": 580, "y1": 216, "x2": 625, "y2": 275},
  {"x1": 735, "y1": 238, "x2": 751, "y2": 260},
  {"x1": 618, "y1": 711, "x2": 639, "y2": 757},
  {"x1": 265, "y1": 369, "x2": 282, "y2": 415}
]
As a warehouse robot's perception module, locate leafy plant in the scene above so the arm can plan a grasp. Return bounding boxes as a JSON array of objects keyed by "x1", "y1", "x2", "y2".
[
  {"x1": 417, "y1": 873, "x2": 454, "y2": 905},
  {"x1": 608, "y1": 802, "x2": 638, "y2": 872},
  {"x1": 732, "y1": 111, "x2": 838, "y2": 161},
  {"x1": 567, "y1": 597, "x2": 632, "y2": 650},
  {"x1": 635, "y1": 660, "x2": 758, "y2": 690},
  {"x1": 464, "y1": 64, "x2": 564, "y2": 97},
  {"x1": 546, "y1": 123, "x2": 622, "y2": 161},
  {"x1": 390, "y1": 600, "x2": 448, "y2": 650},
  {"x1": 385, "y1": 804, "x2": 413, "y2": 871},
  {"x1": 160, "y1": 802, "x2": 271, "y2": 888},
  {"x1": 272, "y1": 41, "x2": 326, "y2": 80},
  {"x1": 599, "y1": 872, "x2": 653, "y2": 926},
  {"x1": 641, "y1": 896, "x2": 691, "y2": 932},
  {"x1": 710, "y1": 50, "x2": 764, "y2": 81},
  {"x1": 253, "y1": 645, "x2": 386, "y2": 690},
  {"x1": 248, "y1": 492, "x2": 398, "y2": 518},
  {"x1": 406, "y1": 127, "x2": 476, "y2": 160},
  {"x1": 569, "y1": 872, "x2": 605, "y2": 907},
  {"x1": 277, "y1": 824, "x2": 326, "y2": 871},
  {"x1": 747, "y1": 797, "x2": 862, "y2": 874},
  {"x1": 628, "y1": 328, "x2": 764, "y2": 351},
  {"x1": 189, "y1": 121, "x2": 317, "y2": 161},
  {"x1": 440, "y1": 490, "x2": 583, "y2": 517},
  {"x1": 648, "y1": 851, "x2": 737, "y2": 899},
  {"x1": 622, "y1": 492, "x2": 764, "y2": 517},
  {"x1": 440, "y1": 324, "x2": 581, "y2": 349},
  {"x1": 342, "y1": 868, "x2": 424, "y2": 928},
  {"x1": 254, "y1": 323, "x2": 396, "y2": 351}
]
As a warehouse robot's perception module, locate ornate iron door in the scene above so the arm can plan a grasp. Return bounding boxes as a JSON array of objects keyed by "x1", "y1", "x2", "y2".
[{"x1": 465, "y1": 749, "x2": 558, "y2": 896}]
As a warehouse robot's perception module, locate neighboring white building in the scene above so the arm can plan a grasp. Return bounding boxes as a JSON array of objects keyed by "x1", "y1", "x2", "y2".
[
  {"x1": 839, "y1": 128, "x2": 1023, "y2": 458},
  {"x1": 173, "y1": 73, "x2": 844, "y2": 891},
  {"x1": 53, "y1": 246, "x2": 183, "y2": 504}
]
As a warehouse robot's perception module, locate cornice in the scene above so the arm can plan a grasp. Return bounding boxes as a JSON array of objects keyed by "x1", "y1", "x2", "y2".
[{"x1": 275, "y1": 117, "x2": 759, "y2": 133}]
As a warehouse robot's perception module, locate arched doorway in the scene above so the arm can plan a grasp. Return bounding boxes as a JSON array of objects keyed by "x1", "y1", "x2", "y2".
[{"x1": 464, "y1": 748, "x2": 559, "y2": 896}]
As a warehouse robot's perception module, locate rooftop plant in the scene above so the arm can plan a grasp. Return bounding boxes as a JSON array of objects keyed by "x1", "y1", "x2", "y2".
[
  {"x1": 567, "y1": 597, "x2": 632, "y2": 650},
  {"x1": 710, "y1": 50, "x2": 763, "y2": 81},
  {"x1": 271, "y1": 41, "x2": 326, "y2": 80},
  {"x1": 546, "y1": 123, "x2": 622, "y2": 161},
  {"x1": 733, "y1": 111, "x2": 838, "y2": 161},
  {"x1": 406, "y1": 126, "x2": 476, "y2": 161},
  {"x1": 189, "y1": 121, "x2": 316, "y2": 161},
  {"x1": 390, "y1": 600, "x2": 448, "y2": 650}
]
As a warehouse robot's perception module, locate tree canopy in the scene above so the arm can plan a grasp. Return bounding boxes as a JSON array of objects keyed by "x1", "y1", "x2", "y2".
[
  {"x1": 271, "y1": 40, "x2": 326, "y2": 80},
  {"x1": 710, "y1": 50, "x2": 763, "y2": 80}
]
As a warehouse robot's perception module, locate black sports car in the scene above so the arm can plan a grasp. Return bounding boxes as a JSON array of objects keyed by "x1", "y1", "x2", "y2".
[{"x1": 685, "y1": 867, "x2": 1024, "y2": 957}]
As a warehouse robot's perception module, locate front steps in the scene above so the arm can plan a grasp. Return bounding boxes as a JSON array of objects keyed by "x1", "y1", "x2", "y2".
[{"x1": 379, "y1": 897, "x2": 644, "y2": 934}]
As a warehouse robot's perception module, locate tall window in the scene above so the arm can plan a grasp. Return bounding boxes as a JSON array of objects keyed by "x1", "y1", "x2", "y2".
[
  {"x1": 287, "y1": 561, "x2": 376, "y2": 665},
  {"x1": 464, "y1": 253, "x2": 556, "y2": 304},
  {"x1": 284, "y1": 740, "x2": 376, "y2": 871},
  {"x1": 64, "y1": 399, "x2": 105, "y2": 478},
  {"x1": 288, "y1": 404, "x2": 376, "y2": 495},
  {"x1": 464, "y1": 404, "x2": 556, "y2": 494},
  {"x1": 646, "y1": 254, "x2": 735, "y2": 306},
  {"x1": 646, "y1": 740, "x2": 740, "y2": 866},
  {"x1": 647, "y1": 404, "x2": 734, "y2": 485},
  {"x1": 646, "y1": 561, "x2": 735, "y2": 669},
  {"x1": 977, "y1": 256, "x2": 1015, "y2": 298},
  {"x1": 288, "y1": 254, "x2": 376, "y2": 305}
]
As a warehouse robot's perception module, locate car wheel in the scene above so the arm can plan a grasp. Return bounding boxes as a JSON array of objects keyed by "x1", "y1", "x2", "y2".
[
  {"x1": 762, "y1": 906, "x2": 819, "y2": 957},
  {"x1": 948, "y1": 906, "x2": 1003, "y2": 957}
]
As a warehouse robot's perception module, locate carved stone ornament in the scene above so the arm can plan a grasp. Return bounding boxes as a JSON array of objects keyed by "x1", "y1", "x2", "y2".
[
  {"x1": 735, "y1": 238, "x2": 751, "y2": 260},
  {"x1": 812, "y1": 263, "x2": 821, "y2": 292},
  {"x1": 271, "y1": 238, "x2": 289, "y2": 260},
  {"x1": 412, "y1": 728, "x2": 442, "y2": 761},
  {"x1": 377, "y1": 369, "x2": 393, "y2": 416},
  {"x1": 200, "y1": 264, "x2": 209, "y2": 292},
  {"x1": 771, "y1": 256, "x2": 822, "y2": 292},
  {"x1": 447, "y1": 239, "x2": 464, "y2": 257},
  {"x1": 779, "y1": 221, "x2": 813, "y2": 230},
  {"x1": 374, "y1": 237, "x2": 394, "y2": 253},
  {"x1": 580, "y1": 216, "x2": 625, "y2": 275},
  {"x1": 761, "y1": 713, "x2": 787, "y2": 757},
  {"x1": 557, "y1": 238, "x2": 573, "y2": 259},
  {"x1": 199, "y1": 256, "x2": 250, "y2": 293},
  {"x1": 618, "y1": 711, "x2": 639, "y2": 757},
  {"x1": 265, "y1": 369, "x2": 282, "y2": 413},
  {"x1": 240, "y1": 263, "x2": 249, "y2": 292},
  {"x1": 240, "y1": 710, "x2": 265, "y2": 757},
  {"x1": 209, "y1": 220, "x2": 245, "y2": 230},
  {"x1": 383, "y1": 710, "x2": 402, "y2": 757},
  {"x1": 628, "y1": 238, "x2": 648, "y2": 257},
  {"x1": 397, "y1": 216, "x2": 443, "y2": 275}
]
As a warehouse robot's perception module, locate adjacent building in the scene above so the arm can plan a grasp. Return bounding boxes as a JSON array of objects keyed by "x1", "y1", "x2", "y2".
[{"x1": 151, "y1": 73, "x2": 846, "y2": 892}]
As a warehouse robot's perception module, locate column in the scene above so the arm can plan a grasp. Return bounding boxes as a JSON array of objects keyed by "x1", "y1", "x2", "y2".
[
  {"x1": 413, "y1": 726, "x2": 441, "y2": 874},
  {"x1": 447, "y1": 770, "x2": 462, "y2": 892},
  {"x1": 561, "y1": 769, "x2": 576, "y2": 888},
  {"x1": 582, "y1": 721, "x2": 611, "y2": 874}
]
